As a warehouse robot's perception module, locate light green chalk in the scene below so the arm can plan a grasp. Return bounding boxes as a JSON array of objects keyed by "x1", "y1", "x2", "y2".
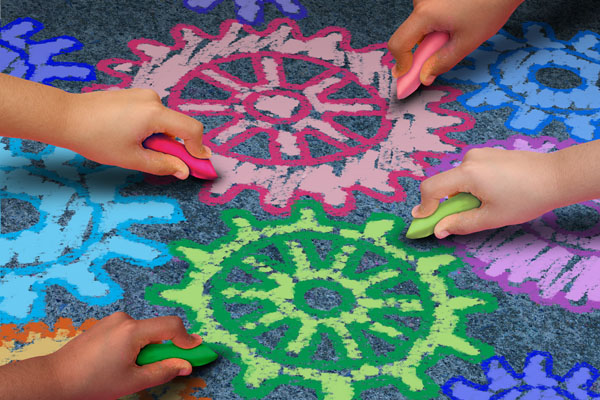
[{"x1": 406, "y1": 193, "x2": 481, "y2": 239}]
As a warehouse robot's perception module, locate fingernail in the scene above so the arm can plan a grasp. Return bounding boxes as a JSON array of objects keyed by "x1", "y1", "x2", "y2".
[
  {"x1": 411, "y1": 205, "x2": 421, "y2": 216},
  {"x1": 437, "y1": 230, "x2": 449, "y2": 239},
  {"x1": 424, "y1": 75, "x2": 436, "y2": 86},
  {"x1": 178, "y1": 368, "x2": 191, "y2": 376},
  {"x1": 199, "y1": 145, "x2": 212, "y2": 159},
  {"x1": 174, "y1": 170, "x2": 187, "y2": 180}
]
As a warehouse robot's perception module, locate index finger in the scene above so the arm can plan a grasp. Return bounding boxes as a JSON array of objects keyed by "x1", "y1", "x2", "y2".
[
  {"x1": 134, "y1": 316, "x2": 201, "y2": 350},
  {"x1": 415, "y1": 167, "x2": 469, "y2": 218},
  {"x1": 157, "y1": 107, "x2": 210, "y2": 159},
  {"x1": 388, "y1": 13, "x2": 429, "y2": 78}
]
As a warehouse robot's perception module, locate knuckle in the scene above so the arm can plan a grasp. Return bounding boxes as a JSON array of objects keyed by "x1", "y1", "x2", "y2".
[
  {"x1": 110, "y1": 311, "x2": 132, "y2": 321},
  {"x1": 138, "y1": 88, "x2": 161, "y2": 101},
  {"x1": 463, "y1": 147, "x2": 485, "y2": 160},
  {"x1": 419, "y1": 178, "x2": 434, "y2": 196},
  {"x1": 387, "y1": 38, "x2": 398, "y2": 53},
  {"x1": 118, "y1": 318, "x2": 138, "y2": 335},
  {"x1": 459, "y1": 161, "x2": 478, "y2": 179},
  {"x1": 413, "y1": 1, "x2": 437, "y2": 18},
  {"x1": 162, "y1": 315, "x2": 184, "y2": 331}
]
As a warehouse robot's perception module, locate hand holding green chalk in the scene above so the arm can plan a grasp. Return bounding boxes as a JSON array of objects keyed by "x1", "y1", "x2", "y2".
[
  {"x1": 406, "y1": 193, "x2": 481, "y2": 239},
  {"x1": 136, "y1": 341, "x2": 218, "y2": 366}
]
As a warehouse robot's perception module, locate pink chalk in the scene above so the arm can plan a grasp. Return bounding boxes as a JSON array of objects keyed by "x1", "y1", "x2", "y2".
[
  {"x1": 396, "y1": 31, "x2": 450, "y2": 99},
  {"x1": 143, "y1": 133, "x2": 218, "y2": 180}
]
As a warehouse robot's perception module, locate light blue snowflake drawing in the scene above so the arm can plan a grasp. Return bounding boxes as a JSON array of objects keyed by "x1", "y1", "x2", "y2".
[
  {"x1": 183, "y1": 0, "x2": 307, "y2": 25},
  {"x1": 0, "y1": 143, "x2": 184, "y2": 323},
  {"x1": 0, "y1": 17, "x2": 95, "y2": 84},
  {"x1": 0, "y1": 18, "x2": 181, "y2": 323},
  {"x1": 443, "y1": 351, "x2": 600, "y2": 399},
  {"x1": 441, "y1": 22, "x2": 600, "y2": 142}
]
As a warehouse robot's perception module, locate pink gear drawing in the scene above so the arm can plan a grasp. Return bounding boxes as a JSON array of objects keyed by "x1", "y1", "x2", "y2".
[
  {"x1": 426, "y1": 135, "x2": 600, "y2": 313},
  {"x1": 84, "y1": 18, "x2": 473, "y2": 215}
]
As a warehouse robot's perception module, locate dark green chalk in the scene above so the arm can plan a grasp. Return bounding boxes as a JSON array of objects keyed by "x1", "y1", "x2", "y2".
[
  {"x1": 136, "y1": 341, "x2": 218, "y2": 366},
  {"x1": 406, "y1": 192, "x2": 481, "y2": 239}
]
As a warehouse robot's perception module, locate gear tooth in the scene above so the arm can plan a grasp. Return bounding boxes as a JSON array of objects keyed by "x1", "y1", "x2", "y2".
[
  {"x1": 147, "y1": 200, "x2": 496, "y2": 399},
  {"x1": 362, "y1": 219, "x2": 397, "y2": 241},
  {"x1": 85, "y1": 18, "x2": 468, "y2": 216},
  {"x1": 522, "y1": 23, "x2": 562, "y2": 49},
  {"x1": 445, "y1": 21, "x2": 600, "y2": 142}
]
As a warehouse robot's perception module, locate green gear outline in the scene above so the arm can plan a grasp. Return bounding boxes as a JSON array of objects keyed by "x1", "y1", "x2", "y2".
[{"x1": 146, "y1": 200, "x2": 497, "y2": 399}]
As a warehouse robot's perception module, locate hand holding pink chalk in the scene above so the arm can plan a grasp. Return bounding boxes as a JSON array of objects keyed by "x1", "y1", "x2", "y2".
[
  {"x1": 396, "y1": 31, "x2": 449, "y2": 99},
  {"x1": 143, "y1": 133, "x2": 218, "y2": 180}
]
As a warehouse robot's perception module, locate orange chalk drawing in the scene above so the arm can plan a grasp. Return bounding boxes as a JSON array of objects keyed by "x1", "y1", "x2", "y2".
[{"x1": 0, "y1": 318, "x2": 211, "y2": 399}]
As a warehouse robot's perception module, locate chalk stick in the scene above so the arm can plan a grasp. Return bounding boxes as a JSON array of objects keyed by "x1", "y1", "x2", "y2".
[
  {"x1": 136, "y1": 341, "x2": 218, "y2": 367},
  {"x1": 396, "y1": 31, "x2": 450, "y2": 99},
  {"x1": 406, "y1": 192, "x2": 481, "y2": 239},
  {"x1": 143, "y1": 133, "x2": 218, "y2": 180}
]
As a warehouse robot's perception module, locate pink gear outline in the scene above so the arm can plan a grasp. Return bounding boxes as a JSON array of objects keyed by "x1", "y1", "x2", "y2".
[
  {"x1": 84, "y1": 19, "x2": 473, "y2": 216},
  {"x1": 168, "y1": 51, "x2": 392, "y2": 166},
  {"x1": 198, "y1": 86, "x2": 471, "y2": 215}
]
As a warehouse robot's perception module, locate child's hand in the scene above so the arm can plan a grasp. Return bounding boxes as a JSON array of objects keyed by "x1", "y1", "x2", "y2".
[
  {"x1": 64, "y1": 88, "x2": 209, "y2": 179},
  {"x1": 388, "y1": 0, "x2": 524, "y2": 84},
  {"x1": 48, "y1": 312, "x2": 203, "y2": 400},
  {"x1": 413, "y1": 147, "x2": 560, "y2": 238}
]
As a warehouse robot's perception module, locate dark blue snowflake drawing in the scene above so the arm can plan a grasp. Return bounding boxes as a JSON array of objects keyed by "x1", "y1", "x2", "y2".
[
  {"x1": 443, "y1": 351, "x2": 600, "y2": 399},
  {"x1": 0, "y1": 17, "x2": 95, "y2": 84},
  {"x1": 441, "y1": 22, "x2": 600, "y2": 142},
  {"x1": 183, "y1": 0, "x2": 307, "y2": 25}
]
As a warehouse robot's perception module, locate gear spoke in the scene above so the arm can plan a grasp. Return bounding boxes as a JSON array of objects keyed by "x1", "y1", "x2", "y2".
[{"x1": 147, "y1": 201, "x2": 497, "y2": 399}]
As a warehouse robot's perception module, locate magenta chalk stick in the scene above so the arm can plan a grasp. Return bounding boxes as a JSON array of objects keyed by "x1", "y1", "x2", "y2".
[
  {"x1": 143, "y1": 133, "x2": 218, "y2": 180},
  {"x1": 396, "y1": 31, "x2": 450, "y2": 99}
]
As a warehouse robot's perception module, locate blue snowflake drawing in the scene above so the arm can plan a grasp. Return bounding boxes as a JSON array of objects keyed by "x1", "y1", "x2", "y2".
[
  {"x1": 183, "y1": 0, "x2": 307, "y2": 25},
  {"x1": 443, "y1": 351, "x2": 600, "y2": 399},
  {"x1": 0, "y1": 143, "x2": 184, "y2": 323},
  {"x1": 0, "y1": 17, "x2": 95, "y2": 84},
  {"x1": 0, "y1": 18, "x2": 181, "y2": 323},
  {"x1": 441, "y1": 22, "x2": 600, "y2": 142}
]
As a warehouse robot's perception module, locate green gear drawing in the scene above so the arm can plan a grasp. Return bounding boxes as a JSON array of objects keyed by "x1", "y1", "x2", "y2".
[{"x1": 146, "y1": 201, "x2": 497, "y2": 399}]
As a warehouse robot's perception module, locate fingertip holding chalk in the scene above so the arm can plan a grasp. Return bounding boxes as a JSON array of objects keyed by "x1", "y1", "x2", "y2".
[
  {"x1": 136, "y1": 341, "x2": 218, "y2": 367},
  {"x1": 143, "y1": 133, "x2": 218, "y2": 180},
  {"x1": 396, "y1": 31, "x2": 450, "y2": 99},
  {"x1": 405, "y1": 192, "x2": 481, "y2": 239}
]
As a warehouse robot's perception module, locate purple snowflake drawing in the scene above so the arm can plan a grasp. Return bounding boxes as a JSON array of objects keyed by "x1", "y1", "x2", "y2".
[
  {"x1": 425, "y1": 135, "x2": 600, "y2": 313},
  {"x1": 183, "y1": 0, "x2": 307, "y2": 25},
  {"x1": 443, "y1": 351, "x2": 600, "y2": 399}
]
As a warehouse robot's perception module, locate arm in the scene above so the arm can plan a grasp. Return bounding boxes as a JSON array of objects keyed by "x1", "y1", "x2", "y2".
[
  {"x1": 0, "y1": 312, "x2": 203, "y2": 400},
  {"x1": 0, "y1": 73, "x2": 210, "y2": 179},
  {"x1": 0, "y1": 354, "x2": 63, "y2": 399},
  {"x1": 388, "y1": 0, "x2": 524, "y2": 85},
  {"x1": 413, "y1": 141, "x2": 600, "y2": 238}
]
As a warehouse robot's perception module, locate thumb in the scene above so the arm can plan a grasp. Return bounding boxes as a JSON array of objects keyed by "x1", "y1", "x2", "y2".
[
  {"x1": 137, "y1": 148, "x2": 190, "y2": 179},
  {"x1": 413, "y1": 169, "x2": 464, "y2": 219},
  {"x1": 433, "y1": 207, "x2": 488, "y2": 239},
  {"x1": 135, "y1": 358, "x2": 193, "y2": 389}
]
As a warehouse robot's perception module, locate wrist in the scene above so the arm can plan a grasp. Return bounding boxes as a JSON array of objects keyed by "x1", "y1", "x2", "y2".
[
  {"x1": 544, "y1": 149, "x2": 577, "y2": 209},
  {"x1": 59, "y1": 92, "x2": 90, "y2": 152}
]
